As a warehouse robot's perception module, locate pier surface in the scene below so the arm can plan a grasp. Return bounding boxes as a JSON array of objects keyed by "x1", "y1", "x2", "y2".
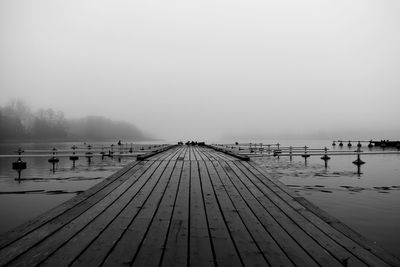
[{"x1": 0, "y1": 145, "x2": 399, "y2": 266}]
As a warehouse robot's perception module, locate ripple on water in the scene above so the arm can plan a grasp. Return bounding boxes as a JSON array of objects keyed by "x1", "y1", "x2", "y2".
[{"x1": 253, "y1": 154, "x2": 400, "y2": 258}]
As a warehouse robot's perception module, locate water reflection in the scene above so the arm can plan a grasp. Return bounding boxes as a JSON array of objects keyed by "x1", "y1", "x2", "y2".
[
  {"x1": 253, "y1": 143, "x2": 400, "y2": 258},
  {"x1": 0, "y1": 141, "x2": 140, "y2": 235}
]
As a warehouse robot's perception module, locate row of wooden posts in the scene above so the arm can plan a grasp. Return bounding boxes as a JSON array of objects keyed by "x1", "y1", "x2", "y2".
[
  {"x1": 215, "y1": 143, "x2": 400, "y2": 175},
  {"x1": 332, "y1": 140, "x2": 372, "y2": 148},
  {"x1": 10, "y1": 142, "x2": 400, "y2": 179},
  {"x1": 11, "y1": 144, "x2": 166, "y2": 180},
  {"x1": 333, "y1": 140, "x2": 400, "y2": 148},
  {"x1": 219, "y1": 144, "x2": 367, "y2": 164}
]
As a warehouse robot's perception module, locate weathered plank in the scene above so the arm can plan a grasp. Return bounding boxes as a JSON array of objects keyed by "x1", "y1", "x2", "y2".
[
  {"x1": 137, "y1": 144, "x2": 178, "y2": 160},
  {"x1": 205, "y1": 144, "x2": 250, "y2": 161},
  {"x1": 197, "y1": 160, "x2": 242, "y2": 266},
  {"x1": 161, "y1": 158, "x2": 191, "y2": 266},
  {"x1": 188, "y1": 160, "x2": 215, "y2": 266}
]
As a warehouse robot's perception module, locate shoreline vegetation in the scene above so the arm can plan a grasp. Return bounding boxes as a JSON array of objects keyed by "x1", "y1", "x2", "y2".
[{"x1": 0, "y1": 99, "x2": 151, "y2": 142}]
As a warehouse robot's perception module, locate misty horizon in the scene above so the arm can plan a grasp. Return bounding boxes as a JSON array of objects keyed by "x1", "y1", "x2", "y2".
[
  {"x1": 1, "y1": 98, "x2": 398, "y2": 142},
  {"x1": 1, "y1": 0, "x2": 400, "y2": 141}
]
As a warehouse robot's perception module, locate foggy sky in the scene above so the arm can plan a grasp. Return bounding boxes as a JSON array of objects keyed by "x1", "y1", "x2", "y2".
[{"x1": 1, "y1": 0, "x2": 400, "y2": 141}]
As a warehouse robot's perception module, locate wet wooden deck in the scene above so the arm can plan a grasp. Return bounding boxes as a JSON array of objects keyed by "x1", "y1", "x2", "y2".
[{"x1": 0, "y1": 145, "x2": 399, "y2": 266}]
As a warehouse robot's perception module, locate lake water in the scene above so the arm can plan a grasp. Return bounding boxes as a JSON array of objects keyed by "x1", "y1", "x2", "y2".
[
  {"x1": 0, "y1": 140, "x2": 399, "y2": 258},
  {"x1": 0, "y1": 141, "x2": 157, "y2": 235},
  {"x1": 248, "y1": 139, "x2": 400, "y2": 258}
]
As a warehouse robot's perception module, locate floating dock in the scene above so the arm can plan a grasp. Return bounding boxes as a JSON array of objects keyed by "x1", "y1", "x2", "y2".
[{"x1": 0, "y1": 145, "x2": 399, "y2": 266}]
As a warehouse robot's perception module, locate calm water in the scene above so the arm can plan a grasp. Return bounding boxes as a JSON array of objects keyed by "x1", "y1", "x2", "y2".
[
  {"x1": 0, "y1": 141, "x2": 154, "y2": 234},
  {"x1": 250, "y1": 139, "x2": 400, "y2": 258},
  {"x1": 0, "y1": 140, "x2": 399, "y2": 258}
]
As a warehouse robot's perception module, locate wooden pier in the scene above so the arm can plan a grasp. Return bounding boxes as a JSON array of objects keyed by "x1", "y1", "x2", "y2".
[{"x1": 0, "y1": 145, "x2": 399, "y2": 266}]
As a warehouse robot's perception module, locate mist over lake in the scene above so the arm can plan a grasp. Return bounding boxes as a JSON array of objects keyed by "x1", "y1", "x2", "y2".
[{"x1": 1, "y1": 0, "x2": 400, "y2": 141}]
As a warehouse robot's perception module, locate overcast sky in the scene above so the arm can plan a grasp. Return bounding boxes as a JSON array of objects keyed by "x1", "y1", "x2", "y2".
[{"x1": 1, "y1": 0, "x2": 399, "y2": 141}]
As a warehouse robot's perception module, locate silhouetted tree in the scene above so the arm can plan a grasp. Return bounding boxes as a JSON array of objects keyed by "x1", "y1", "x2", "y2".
[
  {"x1": 31, "y1": 108, "x2": 67, "y2": 139},
  {"x1": 0, "y1": 100, "x2": 147, "y2": 141},
  {"x1": 0, "y1": 100, "x2": 30, "y2": 140}
]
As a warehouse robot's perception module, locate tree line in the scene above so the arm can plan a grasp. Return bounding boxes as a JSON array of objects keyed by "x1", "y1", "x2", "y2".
[{"x1": 0, "y1": 100, "x2": 147, "y2": 142}]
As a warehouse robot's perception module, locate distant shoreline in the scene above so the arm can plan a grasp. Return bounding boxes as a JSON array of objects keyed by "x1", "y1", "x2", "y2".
[{"x1": 0, "y1": 138, "x2": 161, "y2": 143}]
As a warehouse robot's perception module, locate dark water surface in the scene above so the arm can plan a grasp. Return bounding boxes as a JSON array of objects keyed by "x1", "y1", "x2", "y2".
[
  {"x1": 251, "y1": 140, "x2": 400, "y2": 258},
  {"x1": 0, "y1": 141, "x2": 144, "y2": 234}
]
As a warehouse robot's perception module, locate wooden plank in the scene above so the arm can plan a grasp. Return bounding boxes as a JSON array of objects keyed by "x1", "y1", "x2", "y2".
[
  {"x1": 180, "y1": 145, "x2": 188, "y2": 161},
  {"x1": 137, "y1": 145, "x2": 176, "y2": 162},
  {"x1": 160, "y1": 159, "x2": 190, "y2": 267},
  {"x1": 204, "y1": 160, "x2": 268, "y2": 266},
  {"x1": 101, "y1": 159, "x2": 178, "y2": 266},
  {"x1": 188, "y1": 146, "x2": 194, "y2": 161},
  {"x1": 0, "y1": 160, "x2": 148, "y2": 266},
  {"x1": 197, "y1": 160, "x2": 242, "y2": 266},
  {"x1": 221, "y1": 161, "x2": 319, "y2": 266},
  {"x1": 193, "y1": 147, "x2": 206, "y2": 161},
  {"x1": 137, "y1": 144, "x2": 178, "y2": 161},
  {"x1": 214, "y1": 160, "x2": 294, "y2": 266},
  {"x1": 162, "y1": 146, "x2": 183, "y2": 161},
  {"x1": 70, "y1": 160, "x2": 170, "y2": 267},
  {"x1": 157, "y1": 148, "x2": 177, "y2": 160},
  {"x1": 36, "y1": 160, "x2": 161, "y2": 266},
  {"x1": 231, "y1": 160, "x2": 367, "y2": 266},
  {"x1": 213, "y1": 149, "x2": 236, "y2": 162},
  {"x1": 203, "y1": 149, "x2": 227, "y2": 161},
  {"x1": 201, "y1": 147, "x2": 233, "y2": 162},
  {"x1": 189, "y1": 146, "x2": 193, "y2": 161},
  {"x1": 131, "y1": 160, "x2": 184, "y2": 266},
  {"x1": 192, "y1": 147, "x2": 196, "y2": 161},
  {"x1": 243, "y1": 161, "x2": 394, "y2": 267},
  {"x1": 168, "y1": 146, "x2": 185, "y2": 161},
  {"x1": 191, "y1": 146, "x2": 200, "y2": 161},
  {"x1": 206, "y1": 145, "x2": 250, "y2": 161},
  {"x1": 197, "y1": 147, "x2": 217, "y2": 161},
  {"x1": 184, "y1": 146, "x2": 190, "y2": 161},
  {"x1": 188, "y1": 160, "x2": 215, "y2": 266}
]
